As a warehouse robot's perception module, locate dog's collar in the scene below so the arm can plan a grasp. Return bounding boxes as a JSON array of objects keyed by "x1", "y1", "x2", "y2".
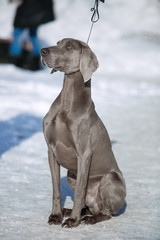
[{"x1": 65, "y1": 70, "x2": 80, "y2": 76}]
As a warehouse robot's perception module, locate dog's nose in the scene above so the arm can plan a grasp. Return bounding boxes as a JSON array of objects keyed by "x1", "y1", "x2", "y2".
[{"x1": 41, "y1": 48, "x2": 49, "y2": 56}]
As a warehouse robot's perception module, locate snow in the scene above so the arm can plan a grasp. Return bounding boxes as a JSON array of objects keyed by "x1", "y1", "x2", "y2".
[{"x1": 0, "y1": 0, "x2": 160, "y2": 239}]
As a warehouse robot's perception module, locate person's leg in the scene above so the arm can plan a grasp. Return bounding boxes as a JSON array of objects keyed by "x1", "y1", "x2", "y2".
[
  {"x1": 22, "y1": 27, "x2": 41, "y2": 70},
  {"x1": 9, "y1": 28, "x2": 24, "y2": 56},
  {"x1": 29, "y1": 27, "x2": 40, "y2": 55}
]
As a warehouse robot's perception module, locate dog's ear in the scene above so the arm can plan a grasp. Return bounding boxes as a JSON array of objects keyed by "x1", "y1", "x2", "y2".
[{"x1": 80, "y1": 43, "x2": 99, "y2": 82}]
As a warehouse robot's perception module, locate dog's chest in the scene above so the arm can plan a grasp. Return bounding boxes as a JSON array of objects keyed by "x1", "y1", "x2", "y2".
[{"x1": 45, "y1": 111, "x2": 78, "y2": 171}]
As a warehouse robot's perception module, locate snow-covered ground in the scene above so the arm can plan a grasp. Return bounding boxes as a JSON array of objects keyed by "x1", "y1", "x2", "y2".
[{"x1": 0, "y1": 0, "x2": 160, "y2": 239}]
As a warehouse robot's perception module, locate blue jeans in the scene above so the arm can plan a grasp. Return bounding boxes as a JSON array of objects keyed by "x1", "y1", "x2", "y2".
[{"x1": 9, "y1": 27, "x2": 40, "y2": 56}]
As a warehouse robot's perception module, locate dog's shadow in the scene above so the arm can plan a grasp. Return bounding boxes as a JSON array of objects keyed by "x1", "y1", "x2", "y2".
[
  {"x1": 0, "y1": 113, "x2": 42, "y2": 157},
  {"x1": 60, "y1": 176, "x2": 127, "y2": 216}
]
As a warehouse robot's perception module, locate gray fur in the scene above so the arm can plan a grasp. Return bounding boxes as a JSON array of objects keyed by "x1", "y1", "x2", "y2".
[{"x1": 41, "y1": 38, "x2": 126, "y2": 228}]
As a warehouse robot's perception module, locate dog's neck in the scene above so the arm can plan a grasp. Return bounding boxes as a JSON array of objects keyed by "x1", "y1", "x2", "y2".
[
  {"x1": 60, "y1": 71, "x2": 91, "y2": 112},
  {"x1": 65, "y1": 71, "x2": 91, "y2": 89}
]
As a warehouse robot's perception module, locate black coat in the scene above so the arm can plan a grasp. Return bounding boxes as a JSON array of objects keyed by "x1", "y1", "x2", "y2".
[{"x1": 14, "y1": 0, "x2": 55, "y2": 28}]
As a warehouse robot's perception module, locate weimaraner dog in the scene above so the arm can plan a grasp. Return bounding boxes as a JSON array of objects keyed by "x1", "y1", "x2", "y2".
[{"x1": 41, "y1": 38, "x2": 126, "y2": 228}]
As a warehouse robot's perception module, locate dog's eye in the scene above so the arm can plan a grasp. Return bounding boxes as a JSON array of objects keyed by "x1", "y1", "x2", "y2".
[{"x1": 66, "y1": 44, "x2": 72, "y2": 50}]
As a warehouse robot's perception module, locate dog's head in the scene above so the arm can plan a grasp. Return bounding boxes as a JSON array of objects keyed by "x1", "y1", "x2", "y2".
[{"x1": 41, "y1": 38, "x2": 99, "y2": 82}]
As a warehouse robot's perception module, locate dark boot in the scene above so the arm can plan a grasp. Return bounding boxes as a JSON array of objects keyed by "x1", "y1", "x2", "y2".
[
  {"x1": 9, "y1": 55, "x2": 23, "y2": 68},
  {"x1": 0, "y1": 39, "x2": 11, "y2": 63},
  {"x1": 21, "y1": 53, "x2": 41, "y2": 71}
]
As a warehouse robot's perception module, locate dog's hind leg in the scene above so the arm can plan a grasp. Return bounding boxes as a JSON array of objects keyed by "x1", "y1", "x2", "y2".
[
  {"x1": 81, "y1": 171, "x2": 126, "y2": 225},
  {"x1": 99, "y1": 171, "x2": 126, "y2": 216}
]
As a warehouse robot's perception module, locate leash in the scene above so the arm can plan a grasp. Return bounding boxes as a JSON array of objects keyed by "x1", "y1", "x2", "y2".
[{"x1": 87, "y1": 0, "x2": 105, "y2": 44}]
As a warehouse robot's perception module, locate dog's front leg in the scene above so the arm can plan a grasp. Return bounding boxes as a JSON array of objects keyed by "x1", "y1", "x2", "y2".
[
  {"x1": 62, "y1": 151, "x2": 91, "y2": 228},
  {"x1": 48, "y1": 147, "x2": 62, "y2": 225}
]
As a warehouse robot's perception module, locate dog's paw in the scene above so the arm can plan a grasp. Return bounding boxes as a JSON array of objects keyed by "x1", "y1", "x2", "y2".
[
  {"x1": 80, "y1": 213, "x2": 111, "y2": 225},
  {"x1": 62, "y1": 218, "x2": 79, "y2": 228},
  {"x1": 48, "y1": 213, "x2": 62, "y2": 225},
  {"x1": 80, "y1": 216, "x2": 96, "y2": 225}
]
